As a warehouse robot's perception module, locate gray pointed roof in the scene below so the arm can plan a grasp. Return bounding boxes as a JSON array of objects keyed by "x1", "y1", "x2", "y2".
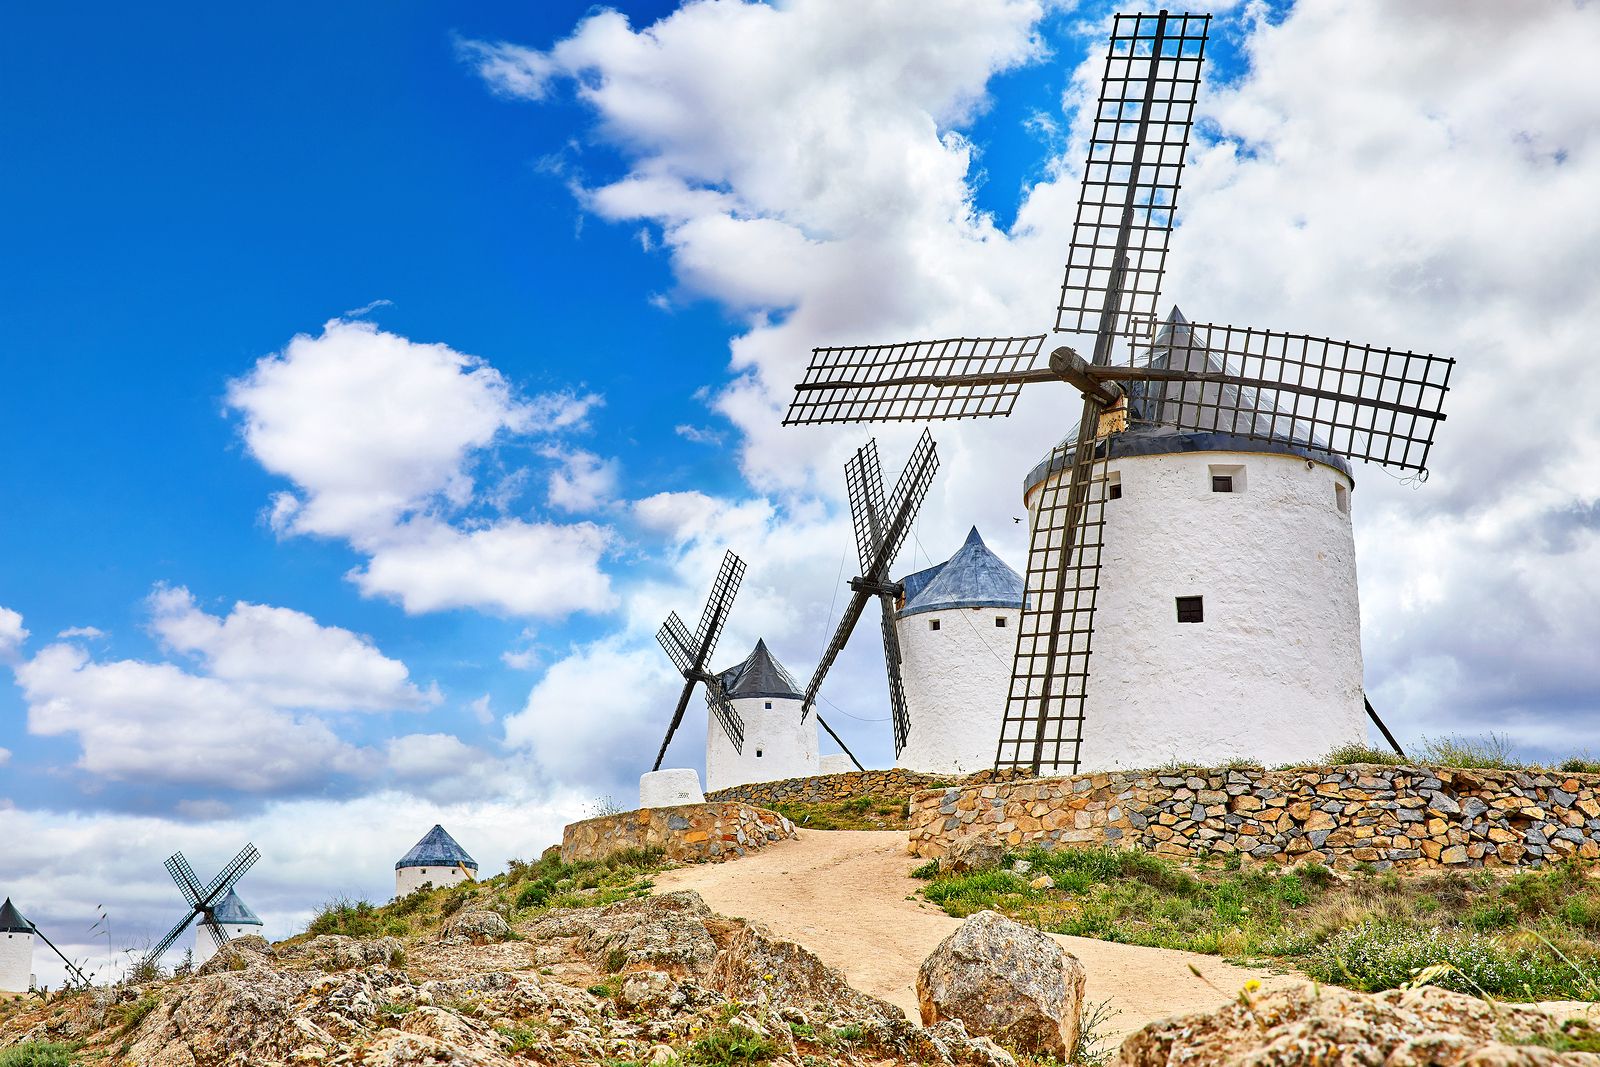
[
  {"x1": 0, "y1": 898, "x2": 32, "y2": 934},
  {"x1": 717, "y1": 639, "x2": 802, "y2": 701},
  {"x1": 204, "y1": 888, "x2": 262, "y2": 927},
  {"x1": 897, "y1": 527, "x2": 1023, "y2": 618},
  {"x1": 395, "y1": 824, "x2": 478, "y2": 871},
  {"x1": 1024, "y1": 306, "x2": 1352, "y2": 498}
]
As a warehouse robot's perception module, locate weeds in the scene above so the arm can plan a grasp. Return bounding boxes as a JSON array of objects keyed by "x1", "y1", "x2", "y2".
[
  {"x1": 307, "y1": 897, "x2": 403, "y2": 938},
  {"x1": 110, "y1": 996, "x2": 158, "y2": 1036},
  {"x1": 1415, "y1": 734, "x2": 1522, "y2": 771},
  {"x1": 1321, "y1": 744, "x2": 1408, "y2": 767},
  {"x1": 0, "y1": 1042, "x2": 76, "y2": 1067},
  {"x1": 1071, "y1": 999, "x2": 1121, "y2": 1067},
  {"x1": 685, "y1": 1026, "x2": 779, "y2": 1064}
]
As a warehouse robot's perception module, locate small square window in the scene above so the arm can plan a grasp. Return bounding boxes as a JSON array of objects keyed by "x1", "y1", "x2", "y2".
[
  {"x1": 1335, "y1": 483, "x2": 1350, "y2": 514},
  {"x1": 995, "y1": 616, "x2": 1007, "y2": 628},
  {"x1": 1211, "y1": 475, "x2": 1233, "y2": 493},
  {"x1": 930, "y1": 619, "x2": 940, "y2": 631},
  {"x1": 1176, "y1": 595, "x2": 1204, "y2": 623},
  {"x1": 756, "y1": 749, "x2": 763, "y2": 758},
  {"x1": 764, "y1": 701, "x2": 772, "y2": 709},
  {"x1": 1209, "y1": 463, "x2": 1245, "y2": 493},
  {"x1": 1108, "y1": 482, "x2": 1123, "y2": 500}
]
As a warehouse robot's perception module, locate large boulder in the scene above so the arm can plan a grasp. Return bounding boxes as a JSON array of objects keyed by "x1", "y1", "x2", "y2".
[
  {"x1": 940, "y1": 835, "x2": 1006, "y2": 874},
  {"x1": 1120, "y1": 984, "x2": 1599, "y2": 1066},
  {"x1": 917, "y1": 910, "x2": 1085, "y2": 1058},
  {"x1": 440, "y1": 909, "x2": 512, "y2": 945}
]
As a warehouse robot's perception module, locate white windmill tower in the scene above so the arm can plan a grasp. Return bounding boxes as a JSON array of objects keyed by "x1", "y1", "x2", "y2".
[
  {"x1": 395, "y1": 825, "x2": 478, "y2": 897},
  {"x1": 893, "y1": 527, "x2": 1025, "y2": 774},
  {"x1": 705, "y1": 639, "x2": 816, "y2": 790},
  {"x1": 0, "y1": 899, "x2": 35, "y2": 993},
  {"x1": 193, "y1": 889, "x2": 263, "y2": 965},
  {"x1": 784, "y1": 10, "x2": 1451, "y2": 776}
]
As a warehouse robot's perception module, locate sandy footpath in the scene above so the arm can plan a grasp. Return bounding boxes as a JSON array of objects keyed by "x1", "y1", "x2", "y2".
[{"x1": 655, "y1": 829, "x2": 1301, "y2": 1042}]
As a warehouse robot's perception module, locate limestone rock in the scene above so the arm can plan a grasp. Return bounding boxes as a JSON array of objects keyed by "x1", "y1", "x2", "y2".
[
  {"x1": 281, "y1": 934, "x2": 406, "y2": 972},
  {"x1": 1118, "y1": 984, "x2": 1596, "y2": 1066},
  {"x1": 941, "y1": 835, "x2": 1006, "y2": 874},
  {"x1": 917, "y1": 910, "x2": 1085, "y2": 1058},
  {"x1": 440, "y1": 909, "x2": 512, "y2": 945}
]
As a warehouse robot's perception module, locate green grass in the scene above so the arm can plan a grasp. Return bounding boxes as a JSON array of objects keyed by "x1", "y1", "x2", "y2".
[
  {"x1": 769, "y1": 796, "x2": 910, "y2": 830},
  {"x1": 292, "y1": 845, "x2": 667, "y2": 943},
  {"x1": 1321, "y1": 743, "x2": 1408, "y2": 767},
  {"x1": 1514, "y1": 1018, "x2": 1600, "y2": 1054},
  {"x1": 914, "y1": 845, "x2": 1600, "y2": 1000},
  {"x1": 0, "y1": 1043, "x2": 76, "y2": 1067},
  {"x1": 109, "y1": 996, "x2": 159, "y2": 1037},
  {"x1": 684, "y1": 1026, "x2": 779, "y2": 1064}
]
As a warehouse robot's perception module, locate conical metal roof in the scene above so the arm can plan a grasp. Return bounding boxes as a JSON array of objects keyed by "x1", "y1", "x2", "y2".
[
  {"x1": 0, "y1": 897, "x2": 32, "y2": 934},
  {"x1": 395, "y1": 824, "x2": 478, "y2": 871},
  {"x1": 897, "y1": 527, "x2": 1023, "y2": 618},
  {"x1": 716, "y1": 639, "x2": 802, "y2": 701},
  {"x1": 1024, "y1": 306, "x2": 1352, "y2": 498},
  {"x1": 204, "y1": 888, "x2": 262, "y2": 927}
]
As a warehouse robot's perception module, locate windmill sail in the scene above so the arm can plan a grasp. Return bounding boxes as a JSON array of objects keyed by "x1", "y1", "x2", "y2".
[{"x1": 654, "y1": 550, "x2": 747, "y2": 769}]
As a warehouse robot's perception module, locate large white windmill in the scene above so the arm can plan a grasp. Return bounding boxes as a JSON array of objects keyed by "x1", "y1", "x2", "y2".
[{"x1": 784, "y1": 10, "x2": 1452, "y2": 774}]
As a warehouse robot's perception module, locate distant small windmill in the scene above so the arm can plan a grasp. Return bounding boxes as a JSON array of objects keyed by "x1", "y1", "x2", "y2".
[
  {"x1": 800, "y1": 429, "x2": 938, "y2": 759},
  {"x1": 144, "y1": 844, "x2": 259, "y2": 966},
  {"x1": 784, "y1": 10, "x2": 1453, "y2": 775},
  {"x1": 0, "y1": 898, "x2": 94, "y2": 991}
]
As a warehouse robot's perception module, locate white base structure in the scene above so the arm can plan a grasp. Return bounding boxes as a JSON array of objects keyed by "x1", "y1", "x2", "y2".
[
  {"x1": 1027, "y1": 445, "x2": 1364, "y2": 770},
  {"x1": 640, "y1": 768, "x2": 705, "y2": 808},
  {"x1": 395, "y1": 824, "x2": 478, "y2": 898},
  {"x1": 194, "y1": 923, "x2": 260, "y2": 965},
  {"x1": 0, "y1": 932, "x2": 31, "y2": 994},
  {"x1": 894, "y1": 528, "x2": 1025, "y2": 775},
  {"x1": 819, "y1": 754, "x2": 856, "y2": 775},
  {"x1": 705, "y1": 640, "x2": 818, "y2": 793}
]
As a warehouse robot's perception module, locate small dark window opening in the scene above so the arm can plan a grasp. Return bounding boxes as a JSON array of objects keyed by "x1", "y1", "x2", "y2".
[
  {"x1": 930, "y1": 619, "x2": 940, "y2": 631},
  {"x1": 995, "y1": 616, "x2": 1007, "y2": 628},
  {"x1": 756, "y1": 748, "x2": 763, "y2": 757},
  {"x1": 1108, "y1": 482, "x2": 1122, "y2": 500},
  {"x1": 1211, "y1": 475, "x2": 1233, "y2": 493},
  {"x1": 1176, "y1": 596, "x2": 1204, "y2": 623},
  {"x1": 764, "y1": 701, "x2": 772, "y2": 709}
]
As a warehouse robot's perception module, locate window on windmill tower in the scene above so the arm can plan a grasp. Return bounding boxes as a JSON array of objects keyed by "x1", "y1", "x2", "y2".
[
  {"x1": 1107, "y1": 471, "x2": 1122, "y2": 500},
  {"x1": 995, "y1": 616, "x2": 1007, "y2": 628},
  {"x1": 930, "y1": 618, "x2": 940, "y2": 631},
  {"x1": 1335, "y1": 483, "x2": 1350, "y2": 514},
  {"x1": 764, "y1": 701, "x2": 772, "y2": 709},
  {"x1": 1176, "y1": 595, "x2": 1204, "y2": 623},
  {"x1": 756, "y1": 748, "x2": 764, "y2": 758},
  {"x1": 1209, "y1": 463, "x2": 1245, "y2": 493}
]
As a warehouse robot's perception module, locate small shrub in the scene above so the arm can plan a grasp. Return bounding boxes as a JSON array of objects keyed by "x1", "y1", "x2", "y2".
[
  {"x1": 1306, "y1": 922, "x2": 1596, "y2": 999},
  {"x1": 686, "y1": 1026, "x2": 779, "y2": 1064},
  {"x1": 111, "y1": 995, "x2": 159, "y2": 1036},
  {"x1": 1559, "y1": 757, "x2": 1600, "y2": 775},
  {"x1": 1071, "y1": 999, "x2": 1122, "y2": 1067},
  {"x1": 516, "y1": 879, "x2": 555, "y2": 908},
  {"x1": 496, "y1": 1024, "x2": 545, "y2": 1053},
  {"x1": 1321, "y1": 743, "x2": 1406, "y2": 767},
  {"x1": 0, "y1": 1042, "x2": 76, "y2": 1067},
  {"x1": 909, "y1": 860, "x2": 939, "y2": 880},
  {"x1": 1416, "y1": 733, "x2": 1522, "y2": 771}
]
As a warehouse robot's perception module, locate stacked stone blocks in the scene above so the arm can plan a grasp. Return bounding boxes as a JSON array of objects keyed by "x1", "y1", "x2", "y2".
[
  {"x1": 909, "y1": 764, "x2": 1600, "y2": 871},
  {"x1": 706, "y1": 768, "x2": 1033, "y2": 808},
  {"x1": 563, "y1": 802, "x2": 796, "y2": 865}
]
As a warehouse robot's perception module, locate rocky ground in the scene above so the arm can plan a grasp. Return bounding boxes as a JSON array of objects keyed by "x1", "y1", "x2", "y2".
[{"x1": 3, "y1": 887, "x2": 1597, "y2": 1066}]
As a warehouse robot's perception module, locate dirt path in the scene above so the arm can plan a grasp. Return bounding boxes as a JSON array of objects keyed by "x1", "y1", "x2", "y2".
[{"x1": 655, "y1": 830, "x2": 1301, "y2": 1043}]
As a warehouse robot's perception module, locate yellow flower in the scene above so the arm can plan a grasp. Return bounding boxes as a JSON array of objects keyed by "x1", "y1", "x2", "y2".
[{"x1": 1242, "y1": 980, "x2": 1261, "y2": 993}]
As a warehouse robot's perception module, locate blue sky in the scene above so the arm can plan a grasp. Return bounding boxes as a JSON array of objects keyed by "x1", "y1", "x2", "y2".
[{"x1": 3, "y1": 0, "x2": 1597, "y2": 981}]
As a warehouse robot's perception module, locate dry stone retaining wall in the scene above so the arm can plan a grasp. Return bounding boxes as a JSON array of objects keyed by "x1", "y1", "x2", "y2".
[
  {"x1": 909, "y1": 764, "x2": 1600, "y2": 870},
  {"x1": 706, "y1": 768, "x2": 1033, "y2": 807},
  {"x1": 562, "y1": 802, "x2": 796, "y2": 865}
]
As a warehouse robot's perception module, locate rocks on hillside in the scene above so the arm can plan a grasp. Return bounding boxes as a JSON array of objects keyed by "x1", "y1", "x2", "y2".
[
  {"x1": 1120, "y1": 984, "x2": 1600, "y2": 1066},
  {"x1": 440, "y1": 909, "x2": 512, "y2": 945},
  {"x1": 918, "y1": 910, "x2": 1085, "y2": 1058},
  {"x1": 940, "y1": 834, "x2": 1006, "y2": 874}
]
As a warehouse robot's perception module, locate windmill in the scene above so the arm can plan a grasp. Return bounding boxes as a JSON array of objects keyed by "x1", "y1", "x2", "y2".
[
  {"x1": 0, "y1": 898, "x2": 95, "y2": 991},
  {"x1": 799, "y1": 429, "x2": 939, "y2": 759},
  {"x1": 783, "y1": 10, "x2": 1453, "y2": 775},
  {"x1": 654, "y1": 550, "x2": 749, "y2": 770},
  {"x1": 144, "y1": 844, "x2": 260, "y2": 966}
]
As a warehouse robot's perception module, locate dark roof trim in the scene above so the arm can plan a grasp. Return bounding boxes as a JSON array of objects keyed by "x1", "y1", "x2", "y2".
[{"x1": 0, "y1": 898, "x2": 31, "y2": 933}]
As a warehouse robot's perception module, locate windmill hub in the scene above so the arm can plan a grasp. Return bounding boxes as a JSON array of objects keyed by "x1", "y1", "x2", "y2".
[{"x1": 847, "y1": 577, "x2": 904, "y2": 598}]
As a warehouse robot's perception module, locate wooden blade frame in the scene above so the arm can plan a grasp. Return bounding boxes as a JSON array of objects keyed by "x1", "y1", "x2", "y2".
[
  {"x1": 653, "y1": 551, "x2": 747, "y2": 769},
  {"x1": 147, "y1": 845, "x2": 259, "y2": 965},
  {"x1": 801, "y1": 433, "x2": 938, "y2": 751}
]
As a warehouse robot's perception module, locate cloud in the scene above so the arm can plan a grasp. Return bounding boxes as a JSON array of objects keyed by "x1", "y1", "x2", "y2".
[
  {"x1": 0, "y1": 748, "x2": 10, "y2": 767},
  {"x1": 674, "y1": 423, "x2": 724, "y2": 447},
  {"x1": 468, "y1": 0, "x2": 1600, "y2": 763},
  {"x1": 228, "y1": 319, "x2": 615, "y2": 619},
  {"x1": 543, "y1": 447, "x2": 620, "y2": 512},
  {"x1": 147, "y1": 585, "x2": 437, "y2": 712},
  {"x1": 0, "y1": 607, "x2": 28, "y2": 663},
  {"x1": 348, "y1": 517, "x2": 614, "y2": 617},
  {"x1": 56, "y1": 625, "x2": 105, "y2": 640}
]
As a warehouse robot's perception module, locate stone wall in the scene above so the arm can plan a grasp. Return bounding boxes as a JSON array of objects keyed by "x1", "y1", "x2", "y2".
[
  {"x1": 909, "y1": 764, "x2": 1600, "y2": 870},
  {"x1": 705, "y1": 768, "x2": 1033, "y2": 807},
  {"x1": 562, "y1": 802, "x2": 796, "y2": 865}
]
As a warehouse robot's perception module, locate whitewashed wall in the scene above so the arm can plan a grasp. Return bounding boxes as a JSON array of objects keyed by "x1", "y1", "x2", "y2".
[
  {"x1": 194, "y1": 923, "x2": 260, "y2": 965},
  {"x1": 1029, "y1": 448, "x2": 1364, "y2": 770},
  {"x1": 639, "y1": 768, "x2": 705, "y2": 808},
  {"x1": 394, "y1": 864, "x2": 472, "y2": 897},
  {"x1": 0, "y1": 931, "x2": 32, "y2": 992},
  {"x1": 705, "y1": 695, "x2": 817, "y2": 792},
  {"x1": 896, "y1": 604, "x2": 1021, "y2": 774}
]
